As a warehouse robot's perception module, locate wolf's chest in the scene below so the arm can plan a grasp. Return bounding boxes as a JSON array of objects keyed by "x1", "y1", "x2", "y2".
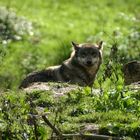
[
  {"x1": 60, "y1": 63, "x2": 98, "y2": 86},
  {"x1": 87, "y1": 64, "x2": 98, "y2": 76}
]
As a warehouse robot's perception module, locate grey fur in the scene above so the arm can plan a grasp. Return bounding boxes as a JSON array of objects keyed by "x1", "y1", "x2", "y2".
[{"x1": 19, "y1": 42, "x2": 103, "y2": 88}]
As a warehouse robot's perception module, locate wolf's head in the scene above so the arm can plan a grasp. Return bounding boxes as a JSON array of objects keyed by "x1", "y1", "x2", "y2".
[{"x1": 71, "y1": 41, "x2": 103, "y2": 68}]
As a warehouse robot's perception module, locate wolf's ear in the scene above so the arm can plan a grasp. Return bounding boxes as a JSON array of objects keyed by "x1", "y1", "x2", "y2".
[
  {"x1": 71, "y1": 41, "x2": 79, "y2": 51},
  {"x1": 98, "y1": 41, "x2": 103, "y2": 50}
]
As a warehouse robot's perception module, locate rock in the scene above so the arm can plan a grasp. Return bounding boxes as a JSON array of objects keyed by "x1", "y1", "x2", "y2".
[
  {"x1": 23, "y1": 82, "x2": 81, "y2": 94},
  {"x1": 123, "y1": 61, "x2": 140, "y2": 85},
  {"x1": 80, "y1": 123, "x2": 99, "y2": 134}
]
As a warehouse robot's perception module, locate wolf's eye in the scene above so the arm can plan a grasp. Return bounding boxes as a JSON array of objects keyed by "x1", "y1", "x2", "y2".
[
  {"x1": 81, "y1": 52, "x2": 86, "y2": 57},
  {"x1": 91, "y1": 52, "x2": 97, "y2": 57}
]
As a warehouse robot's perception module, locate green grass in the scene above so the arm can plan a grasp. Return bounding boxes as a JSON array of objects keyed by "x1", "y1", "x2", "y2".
[
  {"x1": 0, "y1": 0, "x2": 139, "y2": 89},
  {"x1": 0, "y1": 0, "x2": 140, "y2": 89},
  {"x1": 0, "y1": 88, "x2": 139, "y2": 139},
  {"x1": 0, "y1": 0, "x2": 140, "y2": 139}
]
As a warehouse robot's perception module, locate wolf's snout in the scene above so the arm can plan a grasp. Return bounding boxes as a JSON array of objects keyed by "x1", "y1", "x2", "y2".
[{"x1": 86, "y1": 60, "x2": 92, "y2": 65}]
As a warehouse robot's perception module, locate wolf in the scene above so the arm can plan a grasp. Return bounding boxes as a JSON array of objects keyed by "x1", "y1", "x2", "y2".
[{"x1": 19, "y1": 41, "x2": 103, "y2": 88}]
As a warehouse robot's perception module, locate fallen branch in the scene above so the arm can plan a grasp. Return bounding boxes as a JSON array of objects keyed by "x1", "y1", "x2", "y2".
[
  {"x1": 42, "y1": 115, "x2": 62, "y2": 137},
  {"x1": 62, "y1": 133, "x2": 123, "y2": 140},
  {"x1": 42, "y1": 115, "x2": 123, "y2": 140}
]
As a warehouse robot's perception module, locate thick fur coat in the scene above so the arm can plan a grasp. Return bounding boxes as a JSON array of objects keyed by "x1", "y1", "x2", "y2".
[{"x1": 20, "y1": 41, "x2": 103, "y2": 88}]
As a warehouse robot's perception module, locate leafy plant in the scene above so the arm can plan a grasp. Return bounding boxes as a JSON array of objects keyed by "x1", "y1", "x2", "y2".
[{"x1": 0, "y1": 6, "x2": 33, "y2": 44}]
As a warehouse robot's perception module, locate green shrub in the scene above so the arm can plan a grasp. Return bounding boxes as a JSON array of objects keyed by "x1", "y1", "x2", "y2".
[{"x1": 0, "y1": 6, "x2": 33, "y2": 44}]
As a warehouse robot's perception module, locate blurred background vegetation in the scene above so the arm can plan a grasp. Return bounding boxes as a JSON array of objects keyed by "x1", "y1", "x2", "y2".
[
  {"x1": 0, "y1": 1, "x2": 140, "y2": 139},
  {"x1": 0, "y1": 0, "x2": 139, "y2": 89}
]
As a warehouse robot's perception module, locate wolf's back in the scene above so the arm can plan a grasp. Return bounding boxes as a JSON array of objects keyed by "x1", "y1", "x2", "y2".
[{"x1": 19, "y1": 69, "x2": 56, "y2": 88}]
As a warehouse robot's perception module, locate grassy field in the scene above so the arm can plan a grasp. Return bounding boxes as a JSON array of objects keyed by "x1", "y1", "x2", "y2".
[
  {"x1": 0, "y1": 0, "x2": 140, "y2": 139},
  {"x1": 0, "y1": 0, "x2": 139, "y2": 89}
]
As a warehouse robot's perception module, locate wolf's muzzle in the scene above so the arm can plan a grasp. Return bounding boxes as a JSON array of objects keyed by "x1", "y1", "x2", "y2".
[{"x1": 86, "y1": 60, "x2": 93, "y2": 67}]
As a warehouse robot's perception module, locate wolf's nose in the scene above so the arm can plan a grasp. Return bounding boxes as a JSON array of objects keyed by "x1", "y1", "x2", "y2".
[{"x1": 87, "y1": 61, "x2": 92, "y2": 65}]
